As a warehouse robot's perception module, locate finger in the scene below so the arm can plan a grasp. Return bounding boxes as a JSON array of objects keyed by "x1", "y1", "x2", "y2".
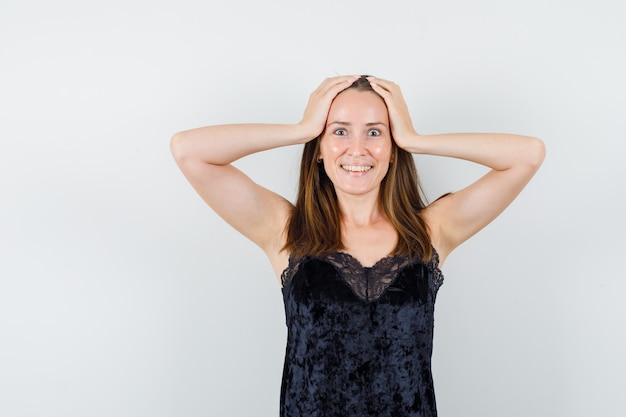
[
  {"x1": 317, "y1": 75, "x2": 359, "y2": 96},
  {"x1": 369, "y1": 80, "x2": 393, "y2": 101},
  {"x1": 314, "y1": 75, "x2": 357, "y2": 92},
  {"x1": 370, "y1": 79, "x2": 409, "y2": 110},
  {"x1": 367, "y1": 77, "x2": 401, "y2": 95},
  {"x1": 367, "y1": 76, "x2": 394, "y2": 87}
]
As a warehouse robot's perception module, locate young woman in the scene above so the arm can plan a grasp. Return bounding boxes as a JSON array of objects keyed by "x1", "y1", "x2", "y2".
[{"x1": 170, "y1": 75, "x2": 545, "y2": 416}]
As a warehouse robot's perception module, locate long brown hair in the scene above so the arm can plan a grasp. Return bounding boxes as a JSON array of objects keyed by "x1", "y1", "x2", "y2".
[{"x1": 284, "y1": 76, "x2": 433, "y2": 262}]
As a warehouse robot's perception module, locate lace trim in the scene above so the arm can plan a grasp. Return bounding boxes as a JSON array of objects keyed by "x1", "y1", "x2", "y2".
[
  {"x1": 322, "y1": 253, "x2": 413, "y2": 301},
  {"x1": 429, "y1": 249, "x2": 444, "y2": 292},
  {"x1": 281, "y1": 255, "x2": 305, "y2": 288},
  {"x1": 281, "y1": 249, "x2": 444, "y2": 301}
]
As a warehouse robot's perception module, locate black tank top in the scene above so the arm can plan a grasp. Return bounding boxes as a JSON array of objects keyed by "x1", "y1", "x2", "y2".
[{"x1": 280, "y1": 250, "x2": 444, "y2": 417}]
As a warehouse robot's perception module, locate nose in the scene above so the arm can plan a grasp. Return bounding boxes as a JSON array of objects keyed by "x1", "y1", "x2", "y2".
[{"x1": 347, "y1": 136, "x2": 366, "y2": 157}]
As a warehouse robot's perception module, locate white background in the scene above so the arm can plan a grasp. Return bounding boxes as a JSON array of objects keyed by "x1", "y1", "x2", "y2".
[{"x1": 1, "y1": 0, "x2": 625, "y2": 416}]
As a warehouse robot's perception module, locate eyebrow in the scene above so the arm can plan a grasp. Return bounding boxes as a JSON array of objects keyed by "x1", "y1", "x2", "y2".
[{"x1": 327, "y1": 121, "x2": 386, "y2": 127}]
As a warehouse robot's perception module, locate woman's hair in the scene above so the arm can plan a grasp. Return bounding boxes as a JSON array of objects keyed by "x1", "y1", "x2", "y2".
[{"x1": 283, "y1": 76, "x2": 433, "y2": 262}]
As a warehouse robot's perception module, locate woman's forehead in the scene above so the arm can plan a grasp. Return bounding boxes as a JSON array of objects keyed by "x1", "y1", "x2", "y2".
[{"x1": 328, "y1": 90, "x2": 388, "y2": 124}]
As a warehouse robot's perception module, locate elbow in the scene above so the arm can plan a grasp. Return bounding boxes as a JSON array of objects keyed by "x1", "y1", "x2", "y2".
[
  {"x1": 170, "y1": 131, "x2": 189, "y2": 164},
  {"x1": 527, "y1": 136, "x2": 546, "y2": 170}
]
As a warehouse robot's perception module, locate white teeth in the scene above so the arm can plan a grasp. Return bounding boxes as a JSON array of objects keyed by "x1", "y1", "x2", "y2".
[{"x1": 342, "y1": 165, "x2": 372, "y2": 172}]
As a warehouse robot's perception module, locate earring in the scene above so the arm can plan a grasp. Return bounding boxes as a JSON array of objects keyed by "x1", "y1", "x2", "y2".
[{"x1": 317, "y1": 157, "x2": 322, "y2": 163}]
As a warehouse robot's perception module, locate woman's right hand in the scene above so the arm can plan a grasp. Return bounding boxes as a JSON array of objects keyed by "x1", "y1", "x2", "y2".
[{"x1": 298, "y1": 75, "x2": 359, "y2": 140}]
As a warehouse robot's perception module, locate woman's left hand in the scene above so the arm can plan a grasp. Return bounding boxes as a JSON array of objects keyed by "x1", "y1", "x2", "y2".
[{"x1": 368, "y1": 77, "x2": 420, "y2": 151}]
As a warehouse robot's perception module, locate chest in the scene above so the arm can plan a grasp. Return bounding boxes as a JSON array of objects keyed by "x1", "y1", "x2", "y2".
[
  {"x1": 341, "y1": 223, "x2": 398, "y2": 267},
  {"x1": 281, "y1": 255, "x2": 439, "y2": 342}
]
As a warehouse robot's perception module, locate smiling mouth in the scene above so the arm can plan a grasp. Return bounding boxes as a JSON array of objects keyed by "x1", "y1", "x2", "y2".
[{"x1": 341, "y1": 165, "x2": 372, "y2": 172}]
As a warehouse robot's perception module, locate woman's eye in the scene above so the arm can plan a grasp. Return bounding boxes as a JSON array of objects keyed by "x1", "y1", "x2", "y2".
[
  {"x1": 368, "y1": 129, "x2": 381, "y2": 137},
  {"x1": 334, "y1": 129, "x2": 347, "y2": 136}
]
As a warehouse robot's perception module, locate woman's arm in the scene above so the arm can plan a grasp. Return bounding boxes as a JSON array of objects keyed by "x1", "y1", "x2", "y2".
[
  {"x1": 408, "y1": 132, "x2": 545, "y2": 258},
  {"x1": 170, "y1": 124, "x2": 307, "y2": 256},
  {"x1": 369, "y1": 77, "x2": 546, "y2": 261},
  {"x1": 170, "y1": 76, "x2": 359, "y2": 258}
]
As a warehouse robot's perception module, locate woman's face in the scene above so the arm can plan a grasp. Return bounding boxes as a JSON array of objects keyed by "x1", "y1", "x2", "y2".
[{"x1": 319, "y1": 89, "x2": 392, "y2": 198}]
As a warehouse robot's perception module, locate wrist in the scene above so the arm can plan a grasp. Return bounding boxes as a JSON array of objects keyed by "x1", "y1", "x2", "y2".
[
  {"x1": 293, "y1": 122, "x2": 323, "y2": 144},
  {"x1": 395, "y1": 132, "x2": 425, "y2": 154}
]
